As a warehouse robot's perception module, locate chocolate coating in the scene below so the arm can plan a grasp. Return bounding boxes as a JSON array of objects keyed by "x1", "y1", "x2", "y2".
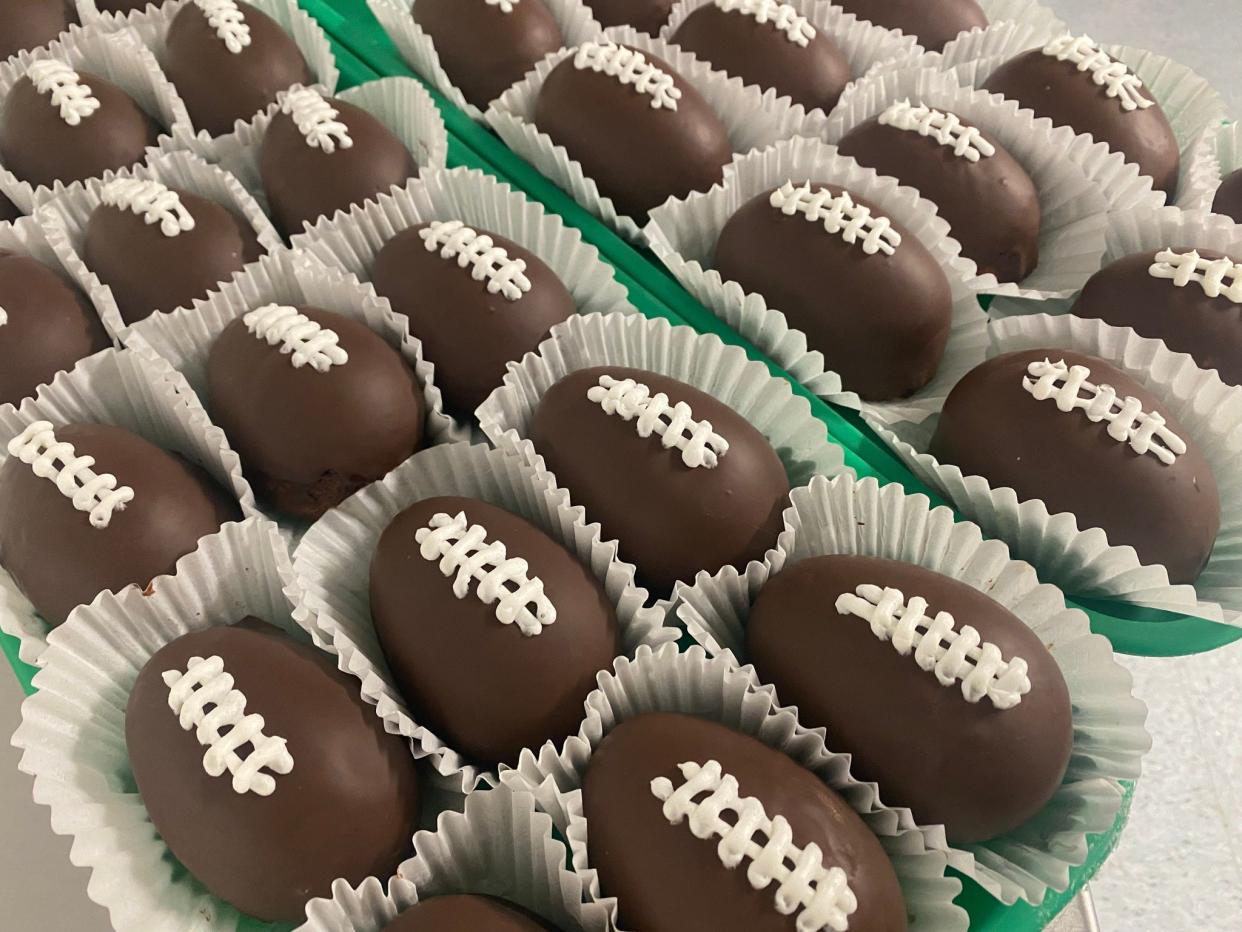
[
  {"x1": 259, "y1": 96, "x2": 418, "y2": 236},
  {"x1": 126, "y1": 619, "x2": 421, "y2": 923},
  {"x1": 671, "y1": 3, "x2": 851, "y2": 112},
  {"x1": 165, "y1": 0, "x2": 312, "y2": 138},
  {"x1": 837, "y1": 113, "x2": 1041, "y2": 282},
  {"x1": 833, "y1": 0, "x2": 985, "y2": 51},
  {"x1": 930, "y1": 348, "x2": 1219, "y2": 583},
  {"x1": 413, "y1": 0, "x2": 564, "y2": 111},
  {"x1": 584, "y1": 0, "x2": 674, "y2": 32},
  {"x1": 92, "y1": 0, "x2": 153, "y2": 11},
  {"x1": 0, "y1": 422, "x2": 241, "y2": 625},
  {"x1": 1211, "y1": 168, "x2": 1242, "y2": 224},
  {"x1": 371, "y1": 222, "x2": 577, "y2": 417},
  {"x1": 585, "y1": 713, "x2": 907, "y2": 932},
  {"x1": 0, "y1": 193, "x2": 20, "y2": 223},
  {"x1": 714, "y1": 182, "x2": 953, "y2": 401},
  {"x1": 385, "y1": 896, "x2": 558, "y2": 931},
  {"x1": 533, "y1": 45, "x2": 733, "y2": 218},
  {"x1": 0, "y1": 70, "x2": 161, "y2": 190},
  {"x1": 371, "y1": 495, "x2": 620, "y2": 766},
  {"x1": 748, "y1": 554, "x2": 1073, "y2": 843},
  {"x1": 0, "y1": 0, "x2": 69, "y2": 61},
  {"x1": 84, "y1": 188, "x2": 261, "y2": 325},
  {"x1": 983, "y1": 47, "x2": 1180, "y2": 195},
  {"x1": 0, "y1": 251, "x2": 109, "y2": 405},
  {"x1": 530, "y1": 366, "x2": 789, "y2": 595},
  {"x1": 208, "y1": 305, "x2": 425, "y2": 520}
]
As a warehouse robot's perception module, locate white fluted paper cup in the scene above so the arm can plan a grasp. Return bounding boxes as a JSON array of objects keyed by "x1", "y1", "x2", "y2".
[
  {"x1": 1181, "y1": 120, "x2": 1242, "y2": 215},
  {"x1": 486, "y1": 26, "x2": 833, "y2": 242},
  {"x1": 675, "y1": 472, "x2": 1149, "y2": 904}
]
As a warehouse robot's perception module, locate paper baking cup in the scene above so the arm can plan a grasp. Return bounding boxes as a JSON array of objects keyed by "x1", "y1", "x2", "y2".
[
  {"x1": 0, "y1": 26, "x2": 193, "y2": 212},
  {"x1": 34, "y1": 149, "x2": 282, "y2": 341},
  {"x1": 299, "y1": 785, "x2": 612, "y2": 932},
  {"x1": 1181, "y1": 120, "x2": 1242, "y2": 214},
  {"x1": 675, "y1": 472, "x2": 1149, "y2": 904},
  {"x1": 369, "y1": 0, "x2": 603, "y2": 123},
  {"x1": 486, "y1": 26, "x2": 833, "y2": 242},
  {"x1": 498, "y1": 643, "x2": 969, "y2": 930}
]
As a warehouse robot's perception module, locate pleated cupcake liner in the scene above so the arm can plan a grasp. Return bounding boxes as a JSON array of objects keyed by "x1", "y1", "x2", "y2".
[
  {"x1": 485, "y1": 25, "x2": 833, "y2": 242},
  {"x1": 0, "y1": 25, "x2": 194, "y2": 212},
  {"x1": 909, "y1": 2, "x2": 1064, "y2": 71},
  {"x1": 1181, "y1": 119, "x2": 1242, "y2": 214},
  {"x1": 498, "y1": 642, "x2": 970, "y2": 931},
  {"x1": 369, "y1": 0, "x2": 604, "y2": 123},
  {"x1": 674, "y1": 471, "x2": 1150, "y2": 904},
  {"x1": 34, "y1": 149, "x2": 282, "y2": 341}
]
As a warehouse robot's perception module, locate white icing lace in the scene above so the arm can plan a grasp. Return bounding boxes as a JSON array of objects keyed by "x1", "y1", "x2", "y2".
[
  {"x1": 485, "y1": 0, "x2": 518, "y2": 10},
  {"x1": 835, "y1": 584, "x2": 1031, "y2": 709},
  {"x1": 1022, "y1": 358, "x2": 1186, "y2": 465},
  {"x1": 242, "y1": 304, "x2": 349, "y2": 372},
  {"x1": 99, "y1": 178, "x2": 196, "y2": 238},
  {"x1": 193, "y1": 0, "x2": 251, "y2": 53},
  {"x1": 26, "y1": 60, "x2": 100, "y2": 126},
  {"x1": 162, "y1": 654, "x2": 294, "y2": 797},
  {"x1": 651, "y1": 760, "x2": 857, "y2": 932},
  {"x1": 878, "y1": 99, "x2": 996, "y2": 163},
  {"x1": 281, "y1": 87, "x2": 353, "y2": 152},
  {"x1": 769, "y1": 181, "x2": 901, "y2": 257},
  {"x1": 419, "y1": 220, "x2": 532, "y2": 301},
  {"x1": 1148, "y1": 248, "x2": 1242, "y2": 303},
  {"x1": 572, "y1": 42, "x2": 682, "y2": 111},
  {"x1": 587, "y1": 374, "x2": 729, "y2": 468},
  {"x1": 6, "y1": 420, "x2": 134, "y2": 528},
  {"x1": 1042, "y1": 34, "x2": 1154, "y2": 112},
  {"x1": 714, "y1": 0, "x2": 816, "y2": 46},
  {"x1": 415, "y1": 511, "x2": 556, "y2": 636}
]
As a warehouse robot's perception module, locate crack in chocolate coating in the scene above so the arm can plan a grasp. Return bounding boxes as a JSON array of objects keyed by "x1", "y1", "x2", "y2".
[
  {"x1": 0, "y1": 422, "x2": 242, "y2": 625},
  {"x1": 584, "y1": 0, "x2": 675, "y2": 33},
  {"x1": 0, "y1": 0, "x2": 70, "y2": 61},
  {"x1": 929, "y1": 348, "x2": 1219, "y2": 584},
  {"x1": 584, "y1": 713, "x2": 908, "y2": 932},
  {"x1": 832, "y1": 0, "x2": 986, "y2": 51},
  {"x1": 385, "y1": 895, "x2": 560, "y2": 931},
  {"x1": 713, "y1": 181, "x2": 953, "y2": 401},
  {"x1": 126, "y1": 619, "x2": 421, "y2": 923},
  {"x1": 747, "y1": 554, "x2": 1073, "y2": 844},
  {"x1": 1212, "y1": 168, "x2": 1242, "y2": 225}
]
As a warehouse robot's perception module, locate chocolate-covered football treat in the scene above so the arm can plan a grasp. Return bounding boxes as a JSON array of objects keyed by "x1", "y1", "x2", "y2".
[
  {"x1": 165, "y1": 0, "x2": 312, "y2": 138},
  {"x1": 534, "y1": 41, "x2": 733, "y2": 218},
  {"x1": 748, "y1": 554, "x2": 1073, "y2": 843},
  {"x1": 585, "y1": 0, "x2": 674, "y2": 32},
  {"x1": 714, "y1": 180, "x2": 953, "y2": 400},
  {"x1": 0, "y1": 61, "x2": 161, "y2": 190},
  {"x1": 834, "y1": 0, "x2": 985, "y2": 51},
  {"x1": 0, "y1": 0, "x2": 70, "y2": 61},
  {"x1": 930, "y1": 348, "x2": 1219, "y2": 583},
  {"x1": 0, "y1": 421, "x2": 241, "y2": 625},
  {"x1": 1211, "y1": 168, "x2": 1242, "y2": 224},
  {"x1": 585, "y1": 713, "x2": 908, "y2": 932},
  {"x1": 386, "y1": 896, "x2": 557, "y2": 931},
  {"x1": 83, "y1": 178, "x2": 262, "y2": 325},
  {"x1": 259, "y1": 86, "x2": 418, "y2": 236},
  {"x1": 983, "y1": 35, "x2": 1180, "y2": 195},
  {"x1": 413, "y1": 0, "x2": 564, "y2": 111},
  {"x1": 837, "y1": 100, "x2": 1041, "y2": 282},
  {"x1": 126, "y1": 619, "x2": 421, "y2": 923},
  {"x1": 0, "y1": 251, "x2": 109, "y2": 404},
  {"x1": 208, "y1": 304, "x2": 425, "y2": 519},
  {"x1": 671, "y1": 0, "x2": 850, "y2": 112},
  {"x1": 371, "y1": 495, "x2": 619, "y2": 765},
  {"x1": 530, "y1": 366, "x2": 789, "y2": 594},
  {"x1": 372, "y1": 221, "x2": 577, "y2": 416},
  {"x1": 0, "y1": 193, "x2": 20, "y2": 223}
]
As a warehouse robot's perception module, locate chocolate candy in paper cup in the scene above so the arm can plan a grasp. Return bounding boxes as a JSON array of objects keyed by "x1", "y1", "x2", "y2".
[
  {"x1": 833, "y1": 0, "x2": 1062, "y2": 54},
  {"x1": 1181, "y1": 120, "x2": 1242, "y2": 219},
  {"x1": 0, "y1": 0, "x2": 75, "y2": 59}
]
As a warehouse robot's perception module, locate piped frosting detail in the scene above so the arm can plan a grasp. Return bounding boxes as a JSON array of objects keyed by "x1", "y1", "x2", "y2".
[
  {"x1": 99, "y1": 178, "x2": 196, "y2": 238},
  {"x1": 484, "y1": 0, "x2": 519, "y2": 11},
  {"x1": 651, "y1": 760, "x2": 857, "y2": 932},
  {"x1": 281, "y1": 87, "x2": 353, "y2": 152},
  {"x1": 572, "y1": 42, "x2": 682, "y2": 111},
  {"x1": 419, "y1": 220, "x2": 532, "y2": 301},
  {"x1": 243, "y1": 304, "x2": 349, "y2": 372},
  {"x1": 6, "y1": 421, "x2": 134, "y2": 528},
  {"x1": 1041, "y1": 34, "x2": 1154, "y2": 112},
  {"x1": 1149, "y1": 248, "x2": 1242, "y2": 302},
  {"x1": 835, "y1": 584, "x2": 1031, "y2": 709},
  {"x1": 193, "y1": 0, "x2": 251, "y2": 54},
  {"x1": 878, "y1": 99, "x2": 996, "y2": 162},
  {"x1": 0, "y1": 306, "x2": 7, "y2": 327},
  {"x1": 714, "y1": 0, "x2": 816, "y2": 46},
  {"x1": 770, "y1": 181, "x2": 901, "y2": 256},
  {"x1": 587, "y1": 374, "x2": 729, "y2": 468},
  {"x1": 26, "y1": 60, "x2": 100, "y2": 126}
]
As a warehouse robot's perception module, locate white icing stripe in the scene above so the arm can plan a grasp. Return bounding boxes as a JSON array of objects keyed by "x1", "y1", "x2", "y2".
[
  {"x1": 193, "y1": 0, "x2": 251, "y2": 53},
  {"x1": 572, "y1": 42, "x2": 682, "y2": 111},
  {"x1": 1149, "y1": 248, "x2": 1242, "y2": 302},
  {"x1": 587, "y1": 374, "x2": 729, "y2": 468},
  {"x1": 835, "y1": 584, "x2": 1031, "y2": 709},
  {"x1": 419, "y1": 220, "x2": 532, "y2": 301},
  {"x1": 714, "y1": 0, "x2": 816, "y2": 45},
  {"x1": 770, "y1": 181, "x2": 901, "y2": 256},
  {"x1": 162, "y1": 655, "x2": 294, "y2": 797},
  {"x1": 1042, "y1": 34, "x2": 1154, "y2": 112},
  {"x1": 878, "y1": 99, "x2": 996, "y2": 163},
  {"x1": 99, "y1": 178, "x2": 196, "y2": 238},
  {"x1": 485, "y1": 0, "x2": 519, "y2": 10},
  {"x1": 415, "y1": 511, "x2": 556, "y2": 635},
  {"x1": 6, "y1": 421, "x2": 134, "y2": 528},
  {"x1": 281, "y1": 87, "x2": 353, "y2": 152},
  {"x1": 26, "y1": 60, "x2": 100, "y2": 126},
  {"x1": 242, "y1": 304, "x2": 349, "y2": 372},
  {"x1": 1022, "y1": 358, "x2": 1186, "y2": 465},
  {"x1": 0, "y1": 306, "x2": 7, "y2": 327},
  {"x1": 652, "y1": 761, "x2": 857, "y2": 932}
]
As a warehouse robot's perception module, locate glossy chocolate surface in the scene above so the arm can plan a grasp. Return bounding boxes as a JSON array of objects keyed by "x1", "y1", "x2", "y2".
[
  {"x1": 385, "y1": 896, "x2": 558, "y2": 931},
  {"x1": 584, "y1": 0, "x2": 674, "y2": 33},
  {"x1": 1211, "y1": 168, "x2": 1242, "y2": 224},
  {"x1": 0, "y1": 0, "x2": 70, "y2": 61}
]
